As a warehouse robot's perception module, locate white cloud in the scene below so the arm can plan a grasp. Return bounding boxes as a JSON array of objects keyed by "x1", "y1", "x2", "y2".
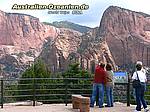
[{"x1": 123, "y1": 0, "x2": 150, "y2": 14}]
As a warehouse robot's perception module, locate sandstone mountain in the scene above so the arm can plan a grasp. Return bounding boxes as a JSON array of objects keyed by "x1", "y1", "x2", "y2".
[
  {"x1": 0, "y1": 9, "x2": 115, "y2": 77},
  {"x1": 0, "y1": 9, "x2": 60, "y2": 77},
  {"x1": 39, "y1": 27, "x2": 115, "y2": 73},
  {"x1": 1, "y1": 6, "x2": 150, "y2": 77},
  {"x1": 0, "y1": 10, "x2": 78, "y2": 77},
  {"x1": 99, "y1": 6, "x2": 150, "y2": 68}
]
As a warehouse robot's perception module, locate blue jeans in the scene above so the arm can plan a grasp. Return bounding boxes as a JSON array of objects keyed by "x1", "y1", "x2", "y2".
[
  {"x1": 90, "y1": 83, "x2": 104, "y2": 108},
  {"x1": 135, "y1": 83, "x2": 147, "y2": 111},
  {"x1": 106, "y1": 86, "x2": 113, "y2": 107}
]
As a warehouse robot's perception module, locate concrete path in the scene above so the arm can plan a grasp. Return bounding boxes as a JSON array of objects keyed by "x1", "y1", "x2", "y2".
[{"x1": 0, "y1": 103, "x2": 149, "y2": 112}]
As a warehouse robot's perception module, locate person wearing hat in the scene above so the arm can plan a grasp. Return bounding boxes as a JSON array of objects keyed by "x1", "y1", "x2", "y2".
[
  {"x1": 136, "y1": 61, "x2": 146, "y2": 74},
  {"x1": 132, "y1": 62, "x2": 149, "y2": 112}
]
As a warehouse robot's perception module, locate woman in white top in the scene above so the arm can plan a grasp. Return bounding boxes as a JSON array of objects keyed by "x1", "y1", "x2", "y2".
[{"x1": 132, "y1": 63, "x2": 149, "y2": 112}]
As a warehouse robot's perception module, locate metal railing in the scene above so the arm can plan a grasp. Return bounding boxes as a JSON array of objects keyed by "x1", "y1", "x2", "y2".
[{"x1": 0, "y1": 78, "x2": 150, "y2": 108}]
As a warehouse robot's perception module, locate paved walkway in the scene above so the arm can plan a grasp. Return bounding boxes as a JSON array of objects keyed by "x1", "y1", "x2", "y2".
[{"x1": 0, "y1": 103, "x2": 148, "y2": 112}]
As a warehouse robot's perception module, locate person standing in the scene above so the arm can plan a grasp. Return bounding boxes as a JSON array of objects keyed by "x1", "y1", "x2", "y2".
[
  {"x1": 132, "y1": 62, "x2": 149, "y2": 112},
  {"x1": 105, "y1": 63, "x2": 114, "y2": 107},
  {"x1": 90, "y1": 62, "x2": 106, "y2": 108}
]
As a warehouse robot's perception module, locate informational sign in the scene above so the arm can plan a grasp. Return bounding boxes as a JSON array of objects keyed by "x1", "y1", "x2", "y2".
[{"x1": 114, "y1": 72, "x2": 128, "y2": 83}]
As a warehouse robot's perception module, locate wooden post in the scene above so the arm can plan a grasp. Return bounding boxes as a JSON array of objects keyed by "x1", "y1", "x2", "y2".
[
  {"x1": 127, "y1": 74, "x2": 130, "y2": 106},
  {"x1": 1, "y1": 79, "x2": 3, "y2": 108}
]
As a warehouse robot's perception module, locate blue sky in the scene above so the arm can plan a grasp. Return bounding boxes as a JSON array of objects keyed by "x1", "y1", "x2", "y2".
[{"x1": 0, "y1": 0, "x2": 150, "y2": 28}]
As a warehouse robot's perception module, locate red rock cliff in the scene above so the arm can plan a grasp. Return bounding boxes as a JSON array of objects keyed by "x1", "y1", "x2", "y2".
[
  {"x1": 99, "y1": 6, "x2": 150, "y2": 67},
  {"x1": 0, "y1": 10, "x2": 85, "y2": 76},
  {"x1": 0, "y1": 10, "x2": 59, "y2": 51}
]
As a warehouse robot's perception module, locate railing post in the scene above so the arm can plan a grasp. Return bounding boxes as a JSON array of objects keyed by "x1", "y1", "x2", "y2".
[
  {"x1": 127, "y1": 74, "x2": 130, "y2": 106},
  {"x1": 33, "y1": 78, "x2": 36, "y2": 106},
  {"x1": 65, "y1": 78, "x2": 68, "y2": 106},
  {"x1": 1, "y1": 79, "x2": 3, "y2": 108}
]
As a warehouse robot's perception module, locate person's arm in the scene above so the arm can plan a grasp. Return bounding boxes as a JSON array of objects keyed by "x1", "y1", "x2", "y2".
[
  {"x1": 103, "y1": 71, "x2": 107, "y2": 85},
  {"x1": 144, "y1": 73, "x2": 147, "y2": 82},
  {"x1": 132, "y1": 72, "x2": 136, "y2": 80},
  {"x1": 111, "y1": 71, "x2": 115, "y2": 86}
]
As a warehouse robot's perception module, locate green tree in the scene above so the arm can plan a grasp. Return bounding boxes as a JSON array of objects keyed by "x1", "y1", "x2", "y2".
[
  {"x1": 17, "y1": 59, "x2": 51, "y2": 101},
  {"x1": 63, "y1": 63, "x2": 92, "y2": 95},
  {"x1": 17, "y1": 62, "x2": 93, "y2": 103},
  {"x1": 63, "y1": 62, "x2": 92, "y2": 78}
]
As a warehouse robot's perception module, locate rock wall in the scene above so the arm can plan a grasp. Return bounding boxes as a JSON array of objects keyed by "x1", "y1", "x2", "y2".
[
  {"x1": 3, "y1": 6, "x2": 150, "y2": 76},
  {"x1": 0, "y1": 10, "x2": 60, "y2": 77},
  {"x1": 0, "y1": 10, "x2": 59, "y2": 51},
  {"x1": 99, "y1": 6, "x2": 150, "y2": 67}
]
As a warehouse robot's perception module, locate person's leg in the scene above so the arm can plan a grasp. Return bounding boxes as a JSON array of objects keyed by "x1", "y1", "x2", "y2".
[
  {"x1": 106, "y1": 86, "x2": 111, "y2": 107},
  {"x1": 135, "y1": 87, "x2": 141, "y2": 111},
  {"x1": 96, "y1": 87, "x2": 99, "y2": 106},
  {"x1": 98, "y1": 84, "x2": 104, "y2": 108},
  {"x1": 90, "y1": 83, "x2": 97, "y2": 107},
  {"x1": 110, "y1": 87, "x2": 114, "y2": 107},
  {"x1": 140, "y1": 84, "x2": 147, "y2": 109},
  {"x1": 133, "y1": 88, "x2": 136, "y2": 99}
]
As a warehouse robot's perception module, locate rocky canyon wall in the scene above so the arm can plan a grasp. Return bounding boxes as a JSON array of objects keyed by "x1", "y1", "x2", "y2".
[{"x1": 98, "y1": 6, "x2": 150, "y2": 67}]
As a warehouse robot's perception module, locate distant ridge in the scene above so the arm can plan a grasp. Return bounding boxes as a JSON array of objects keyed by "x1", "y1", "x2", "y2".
[
  {"x1": 7, "y1": 12, "x2": 38, "y2": 19},
  {"x1": 43, "y1": 21, "x2": 92, "y2": 33}
]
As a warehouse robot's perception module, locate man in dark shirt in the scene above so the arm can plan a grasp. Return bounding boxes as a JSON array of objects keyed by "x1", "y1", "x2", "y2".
[{"x1": 90, "y1": 62, "x2": 106, "y2": 108}]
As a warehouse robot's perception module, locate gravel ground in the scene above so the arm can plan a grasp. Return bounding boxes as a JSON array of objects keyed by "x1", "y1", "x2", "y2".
[{"x1": 0, "y1": 103, "x2": 149, "y2": 112}]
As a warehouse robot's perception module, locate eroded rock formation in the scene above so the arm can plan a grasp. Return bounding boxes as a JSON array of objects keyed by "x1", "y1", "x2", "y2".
[
  {"x1": 1, "y1": 6, "x2": 150, "y2": 77},
  {"x1": 99, "y1": 6, "x2": 150, "y2": 67},
  {"x1": 0, "y1": 9, "x2": 116, "y2": 76}
]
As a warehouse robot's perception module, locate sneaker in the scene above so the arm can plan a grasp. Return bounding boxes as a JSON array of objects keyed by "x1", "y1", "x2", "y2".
[
  {"x1": 105, "y1": 105, "x2": 111, "y2": 107},
  {"x1": 144, "y1": 108, "x2": 149, "y2": 112},
  {"x1": 90, "y1": 105, "x2": 94, "y2": 108},
  {"x1": 111, "y1": 105, "x2": 114, "y2": 107},
  {"x1": 134, "y1": 110, "x2": 141, "y2": 112},
  {"x1": 141, "y1": 106, "x2": 143, "y2": 109},
  {"x1": 99, "y1": 105, "x2": 104, "y2": 108}
]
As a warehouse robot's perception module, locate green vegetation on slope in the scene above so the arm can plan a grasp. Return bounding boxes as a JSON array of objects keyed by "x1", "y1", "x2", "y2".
[
  {"x1": 16, "y1": 62, "x2": 92, "y2": 103},
  {"x1": 43, "y1": 21, "x2": 92, "y2": 33}
]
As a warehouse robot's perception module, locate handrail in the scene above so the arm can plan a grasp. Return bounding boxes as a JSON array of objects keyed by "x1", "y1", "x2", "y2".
[
  {"x1": 0, "y1": 78, "x2": 149, "y2": 108},
  {"x1": 2, "y1": 77, "x2": 93, "y2": 81}
]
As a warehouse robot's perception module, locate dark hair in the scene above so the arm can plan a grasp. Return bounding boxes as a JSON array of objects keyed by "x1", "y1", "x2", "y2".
[
  {"x1": 106, "y1": 63, "x2": 112, "y2": 71},
  {"x1": 136, "y1": 64, "x2": 142, "y2": 71},
  {"x1": 100, "y1": 63, "x2": 105, "y2": 68}
]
